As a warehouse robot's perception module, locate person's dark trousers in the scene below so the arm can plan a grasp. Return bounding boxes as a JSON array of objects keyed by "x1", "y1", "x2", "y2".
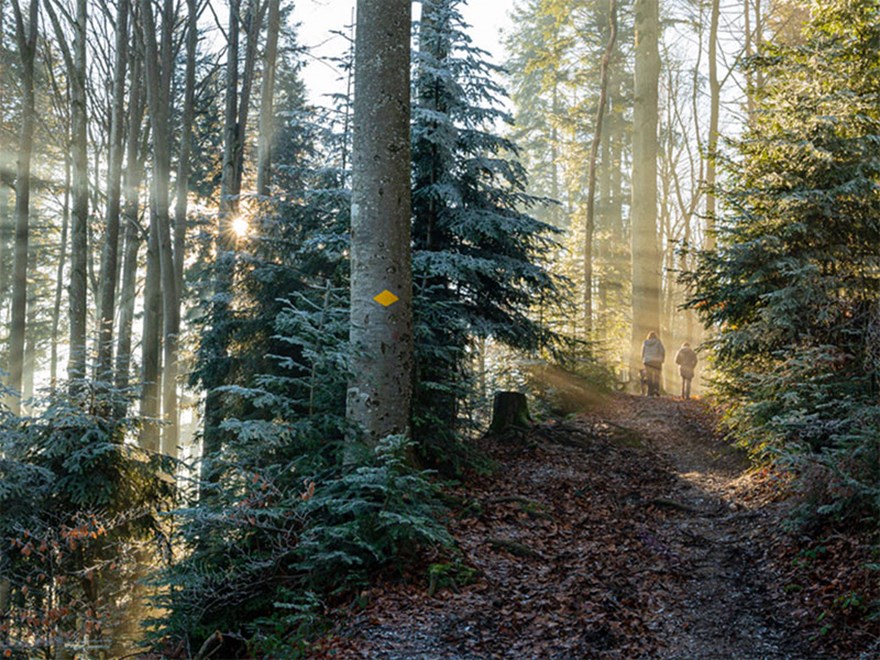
[
  {"x1": 681, "y1": 378, "x2": 692, "y2": 399},
  {"x1": 646, "y1": 365, "x2": 661, "y2": 396}
]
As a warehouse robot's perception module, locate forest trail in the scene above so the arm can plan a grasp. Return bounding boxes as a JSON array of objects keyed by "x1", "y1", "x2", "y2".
[{"x1": 318, "y1": 395, "x2": 813, "y2": 659}]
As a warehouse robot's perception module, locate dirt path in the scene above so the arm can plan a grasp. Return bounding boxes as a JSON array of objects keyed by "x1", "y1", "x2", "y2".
[
  {"x1": 318, "y1": 395, "x2": 813, "y2": 659},
  {"x1": 606, "y1": 396, "x2": 807, "y2": 659}
]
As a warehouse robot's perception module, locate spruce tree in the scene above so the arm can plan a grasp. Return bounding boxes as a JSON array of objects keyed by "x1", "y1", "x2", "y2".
[
  {"x1": 687, "y1": 0, "x2": 880, "y2": 520},
  {"x1": 412, "y1": 0, "x2": 560, "y2": 466}
]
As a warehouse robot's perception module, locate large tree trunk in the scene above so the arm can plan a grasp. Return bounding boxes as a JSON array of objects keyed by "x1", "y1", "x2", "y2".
[
  {"x1": 704, "y1": 0, "x2": 720, "y2": 251},
  {"x1": 96, "y1": 0, "x2": 130, "y2": 383},
  {"x1": 584, "y1": 0, "x2": 617, "y2": 339},
  {"x1": 7, "y1": 0, "x2": 38, "y2": 413},
  {"x1": 630, "y1": 0, "x2": 661, "y2": 374},
  {"x1": 256, "y1": 0, "x2": 282, "y2": 196},
  {"x1": 346, "y1": 0, "x2": 414, "y2": 445}
]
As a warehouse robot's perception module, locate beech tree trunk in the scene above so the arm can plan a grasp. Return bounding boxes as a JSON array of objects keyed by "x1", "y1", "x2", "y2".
[
  {"x1": 744, "y1": 0, "x2": 753, "y2": 118},
  {"x1": 202, "y1": 0, "x2": 243, "y2": 472},
  {"x1": 141, "y1": 203, "x2": 162, "y2": 454},
  {"x1": 174, "y1": 0, "x2": 198, "y2": 290},
  {"x1": 630, "y1": 0, "x2": 661, "y2": 373},
  {"x1": 116, "y1": 55, "x2": 145, "y2": 404},
  {"x1": 704, "y1": 0, "x2": 721, "y2": 251},
  {"x1": 584, "y1": 0, "x2": 617, "y2": 339},
  {"x1": 346, "y1": 0, "x2": 414, "y2": 444},
  {"x1": 256, "y1": 0, "x2": 282, "y2": 196},
  {"x1": 234, "y1": 0, "x2": 263, "y2": 188},
  {"x1": 96, "y1": 0, "x2": 130, "y2": 383},
  {"x1": 7, "y1": 0, "x2": 38, "y2": 413},
  {"x1": 141, "y1": 0, "x2": 180, "y2": 456},
  {"x1": 68, "y1": 0, "x2": 90, "y2": 388},
  {"x1": 50, "y1": 150, "x2": 71, "y2": 390},
  {"x1": 0, "y1": 182, "x2": 10, "y2": 326},
  {"x1": 21, "y1": 244, "x2": 36, "y2": 403}
]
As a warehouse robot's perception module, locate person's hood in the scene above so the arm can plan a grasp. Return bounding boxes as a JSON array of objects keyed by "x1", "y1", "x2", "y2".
[{"x1": 645, "y1": 338, "x2": 662, "y2": 347}]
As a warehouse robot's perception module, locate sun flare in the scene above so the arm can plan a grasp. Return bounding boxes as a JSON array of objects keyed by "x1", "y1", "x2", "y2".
[{"x1": 231, "y1": 215, "x2": 249, "y2": 239}]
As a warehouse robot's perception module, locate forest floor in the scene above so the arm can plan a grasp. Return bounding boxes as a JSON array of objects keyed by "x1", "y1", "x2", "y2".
[{"x1": 316, "y1": 394, "x2": 879, "y2": 659}]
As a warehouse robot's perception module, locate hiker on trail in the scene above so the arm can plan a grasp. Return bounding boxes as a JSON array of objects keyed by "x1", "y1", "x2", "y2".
[
  {"x1": 675, "y1": 342, "x2": 698, "y2": 400},
  {"x1": 641, "y1": 331, "x2": 665, "y2": 396}
]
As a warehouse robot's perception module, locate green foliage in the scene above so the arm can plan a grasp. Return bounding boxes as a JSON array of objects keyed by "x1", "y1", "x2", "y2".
[
  {"x1": 164, "y1": 212, "x2": 449, "y2": 656},
  {"x1": 298, "y1": 436, "x2": 453, "y2": 591},
  {"x1": 250, "y1": 591, "x2": 326, "y2": 658},
  {"x1": 155, "y1": 280, "x2": 352, "y2": 647},
  {"x1": 427, "y1": 555, "x2": 479, "y2": 596},
  {"x1": 168, "y1": 6, "x2": 567, "y2": 654},
  {"x1": 0, "y1": 387, "x2": 174, "y2": 658},
  {"x1": 412, "y1": 0, "x2": 563, "y2": 470},
  {"x1": 686, "y1": 0, "x2": 880, "y2": 525},
  {"x1": 154, "y1": 423, "x2": 450, "y2": 654}
]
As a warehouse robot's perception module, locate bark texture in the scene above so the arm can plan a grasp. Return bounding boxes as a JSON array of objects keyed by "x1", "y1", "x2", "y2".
[
  {"x1": 489, "y1": 392, "x2": 531, "y2": 434},
  {"x1": 116, "y1": 56, "x2": 145, "y2": 406},
  {"x1": 347, "y1": 0, "x2": 414, "y2": 444}
]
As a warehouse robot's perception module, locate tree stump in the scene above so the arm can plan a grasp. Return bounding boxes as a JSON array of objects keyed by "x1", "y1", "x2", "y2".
[{"x1": 489, "y1": 391, "x2": 531, "y2": 434}]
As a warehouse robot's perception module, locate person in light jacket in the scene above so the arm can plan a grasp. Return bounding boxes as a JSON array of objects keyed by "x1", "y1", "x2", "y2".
[
  {"x1": 641, "y1": 331, "x2": 665, "y2": 396},
  {"x1": 675, "y1": 342, "x2": 698, "y2": 399}
]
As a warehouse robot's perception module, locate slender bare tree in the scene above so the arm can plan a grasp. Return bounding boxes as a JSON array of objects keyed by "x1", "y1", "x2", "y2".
[
  {"x1": 96, "y1": 0, "x2": 130, "y2": 383},
  {"x1": 45, "y1": 0, "x2": 90, "y2": 388},
  {"x1": 115, "y1": 50, "x2": 145, "y2": 409},
  {"x1": 630, "y1": 0, "x2": 661, "y2": 372},
  {"x1": 203, "y1": 0, "x2": 265, "y2": 469},
  {"x1": 584, "y1": 0, "x2": 618, "y2": 338},
  {"x1": 704, "y1": 0, "x2": 721, "y2": 251},
  {"x1": 141, "y1": 0, "x2": 180, "y2": 455},
  {"x1": 256, "y1": 0, "x2": 282, "y2": 195},
  {"x1": 7, "y1": 0, "x2": 39, "y2": 413}
]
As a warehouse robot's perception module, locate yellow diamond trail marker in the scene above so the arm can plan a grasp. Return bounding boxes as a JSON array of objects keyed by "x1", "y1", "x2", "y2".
[{"x1": 374, "y1": 290, "x2": 399, "y2": 307}]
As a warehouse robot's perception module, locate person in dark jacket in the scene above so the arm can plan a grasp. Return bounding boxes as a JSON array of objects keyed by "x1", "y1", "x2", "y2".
[
  {"x1": 674, "y1": 342, "x2": 698, "y2": 399},
  {"x1": 641, "y1": 331, "x2": 665, "y2": 396}
]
